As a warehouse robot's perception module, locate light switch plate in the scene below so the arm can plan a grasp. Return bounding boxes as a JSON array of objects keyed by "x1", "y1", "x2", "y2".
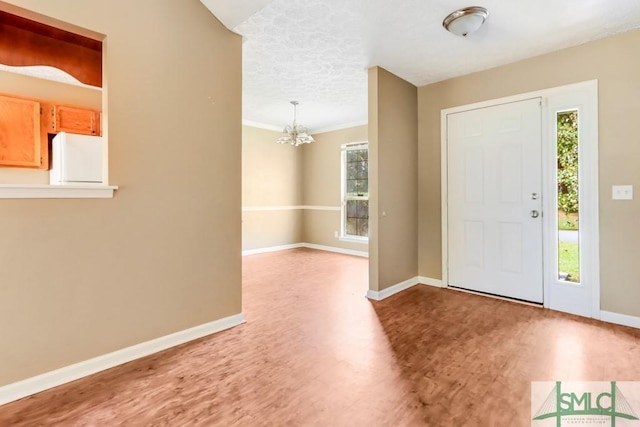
[{"x1": 612, "y1": 185, "x2": 633, "y2": 200}]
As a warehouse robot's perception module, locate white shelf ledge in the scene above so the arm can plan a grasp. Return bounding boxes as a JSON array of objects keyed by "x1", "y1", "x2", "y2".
[{"x1": 0, "y1": 184, "x2": 118, "y2": 199}]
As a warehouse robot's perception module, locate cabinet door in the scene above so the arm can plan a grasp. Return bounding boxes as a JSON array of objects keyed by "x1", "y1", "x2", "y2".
[
  {"x1": 53, "y1": 105, "x2": 101, "y2": 136},
  {"x1": 0, "y1": 95, "x2": 41, "y2": 167}
]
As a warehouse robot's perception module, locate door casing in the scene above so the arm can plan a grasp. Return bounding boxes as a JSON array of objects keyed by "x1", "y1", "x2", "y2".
[{"x1": 440, "y1": 80, "x2": 600, "y2": 318}]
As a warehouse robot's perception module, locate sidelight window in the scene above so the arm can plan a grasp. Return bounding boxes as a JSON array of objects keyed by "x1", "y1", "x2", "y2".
[{"x1": 556, "y1": 110, "x2": 580, "y2": 283}]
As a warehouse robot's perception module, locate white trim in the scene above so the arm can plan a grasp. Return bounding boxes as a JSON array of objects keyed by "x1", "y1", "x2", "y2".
[
  {"x1": 417, "y1": 276, "x2": 444, "y2": 288},
  {"x1": 338, "y1": 236, "x2": 369, "y2": 244},
  {"x1": 542, "y1": 81, "x2": 600, "y2": 318},
  {"x1": 301, "y1": 243, "x2": 368, "y2": 258},
  {"x1": 242, "y1": 119, "x2": 368, "y2": 136},
  {"x1": 440, "y1": 81, "x2": 597, "y2": 116},
  {"x1": 242, "y1": 119, "x2": 283, "y2": 132},
  {"x1": 311, "y1": 120, "x2": 368, "y2": 135},
  {"x1": 440, "y1": 80, "x2": 600, "y2": 318},
  {"x1": 303, "y1": 205, "x2": 341, "y2": 211},
  {"x1": 0, "y1": 184, "x2": 117, "y2": 199},
  {"x1": 340, "y1": 141, "x2": 369, "y2": 240},
  {"x1": 600, "y1": 311, "x2": 640, "y2": 329},
  {"x1": 366, "y1": 276, "x2": 420, "y2": 301},
  {"x1": 341, "y1": 141, "x2": 369, "y2": 150},
  {"x1": 242, "y1": 242, "x2": 368, "y2": 257},
  {"x1": 587, "y1": 86, "x2": 601, "y2": 318},
  {"x1": 242, "y1": 205, "x2": 340, "y2": 212},
  {"x1": 242, "y1": 206, "x2": 299, "y2": 212},
  {"x1": 0, "y1": 313, "x2": 245, "y2": 406},
  {"x1": 242, "y1": 243, "x2": 303, "y2": 256},
  {"x1": 441, "y1": 111, "x2": 449, "y2": 289}
]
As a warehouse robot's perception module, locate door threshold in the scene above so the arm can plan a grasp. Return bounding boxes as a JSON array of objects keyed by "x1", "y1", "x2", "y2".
[{"x1": 447, "y1": 285, "x2": 543, "y2": 308}]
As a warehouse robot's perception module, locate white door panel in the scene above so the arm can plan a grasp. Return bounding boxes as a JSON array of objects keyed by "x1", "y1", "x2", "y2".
[{"x1": 448, "y1": 98, "x2": 543, "y2": 303}]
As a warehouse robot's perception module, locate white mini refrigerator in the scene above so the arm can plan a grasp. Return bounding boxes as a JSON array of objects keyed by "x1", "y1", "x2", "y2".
[{"x1": 50, "y1": 132, "x2": 103, "y2": 184}]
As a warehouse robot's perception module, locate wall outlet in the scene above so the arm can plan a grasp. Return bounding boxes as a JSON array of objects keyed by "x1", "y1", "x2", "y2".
[
  {"x1": 334, "y1": 231, "x2": 339, "y2": 238},
  {"x1": 612, "y1": 185, "x2": 633, "y2": 200}
]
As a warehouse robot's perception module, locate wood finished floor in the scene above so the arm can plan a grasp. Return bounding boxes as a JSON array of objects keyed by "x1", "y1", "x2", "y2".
[{"x1": 1, "y1": 248, "x2": 639, "y2": 426}]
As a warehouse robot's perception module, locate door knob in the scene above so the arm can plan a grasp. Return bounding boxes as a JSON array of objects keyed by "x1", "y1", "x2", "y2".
[{"x1": 531, "y1": 210, "x2": 540, "y2": 218}]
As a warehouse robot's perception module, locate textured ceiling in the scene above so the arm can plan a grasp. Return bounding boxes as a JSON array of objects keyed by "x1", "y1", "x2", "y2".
[{"x1": 203, "y1": 0, "x2": 640, "y2": 133}]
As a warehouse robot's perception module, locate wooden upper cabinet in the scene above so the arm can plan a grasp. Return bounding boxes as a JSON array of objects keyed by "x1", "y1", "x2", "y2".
[
  {"x1": 0, "y1": 95, "x2": 41, "y2": 168},
  {"x1": 0, "y1": 95, "x2": 101, "y2": 170},
  {"x1": 52, "y1": 105, "x2": 101, "y2": 136}
]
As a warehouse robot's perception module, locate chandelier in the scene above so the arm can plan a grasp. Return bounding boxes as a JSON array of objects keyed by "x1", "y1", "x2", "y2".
[{"x1": 276, "y1": 101, "x2": 315, "y2": 146}]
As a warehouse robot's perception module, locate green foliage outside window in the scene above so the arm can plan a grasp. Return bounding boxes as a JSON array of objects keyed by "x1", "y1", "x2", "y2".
[
  {"x1": 557, "y1": 111, "x2": 579, "y2": 214},
  {"x1": 346, "y1": 149, "x2": 368, "y2": 197},
  {"x1": 345, "y1": 147, "x2": 369, "y2": 238}
]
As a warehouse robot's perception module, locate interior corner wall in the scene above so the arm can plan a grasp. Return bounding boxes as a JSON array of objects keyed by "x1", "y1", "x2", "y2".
[
  {"x1": 418, "y1": 29, "x2": 640, "y2": 318},
  {"x1": 0, "y1": 0, "x2": 242, "y2": 387},
  {"x1": 242, "y1": 125, "x2": 303, "y2": 250},
  {"x1": 368, "y1": 67, "x2": 419, "y2": 292},
  {"x1": 301, "y1": 125, "x2": 369, "y2": 252}
]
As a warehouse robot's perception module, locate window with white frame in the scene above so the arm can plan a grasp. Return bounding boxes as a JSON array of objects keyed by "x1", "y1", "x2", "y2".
[{"x1": 341, "y1": 142, "x2": 369, "y2": 240}]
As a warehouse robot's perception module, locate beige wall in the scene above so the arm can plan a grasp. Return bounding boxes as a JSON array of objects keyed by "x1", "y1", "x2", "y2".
[
  {"x1": 0, "y1": 0, "x2": 242, "y2": 387},
  {"x1": 243, "y1": 210, "x2": 302, "y2": 251},
  {"x1": 0, "y1": 70, "x2": 102, "y2": 183},
  {"x1": 242, "y1": 125, "x2": 302, "y2": 250},
  {"x1": 369, "y1": 67, "x2": 419, "y2": 291},
  {"x1": 242, "y1": 124, "x2": 370, "y2": 253},
  {"x1": 243, "y1": 126, "x2": 301, "y2": 207},
  {"x1": 301, "y1": 125, "x2": 369, "y2": 252},
  {"x1": 418, "y1": 29, "x2": 640, "y2": 317}
]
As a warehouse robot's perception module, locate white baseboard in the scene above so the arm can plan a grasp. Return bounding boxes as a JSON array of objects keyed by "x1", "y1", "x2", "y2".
[
  {"x1": 0, "y1": 313, "x2": 246, "y2": 407},
  {"x1": 367, "y1": 276, "x2": 446, "y2": 301},
  {"x1": 366, "y1": 276, "x2": 420, "y2": 301},
  {"x1": 242, "y1": 243, "x2": 303, "y2": 256},
  {"x1": 242, "y1": 242, "x2": 368, "y2": 258},
  {"x1": 301, "y1": 243, "x2": 368, "y2": 258},
  {"x1": 600, "y1": 310, "x2": 640, "y2": 329},
  {"x1": 417, "y1": 276, "x2": 444, "y2": 288}
]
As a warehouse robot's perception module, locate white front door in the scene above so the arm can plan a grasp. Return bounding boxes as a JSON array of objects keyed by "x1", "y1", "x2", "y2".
[{"x1": 447, "y1": 98, "x2": 543, "y2": 303}]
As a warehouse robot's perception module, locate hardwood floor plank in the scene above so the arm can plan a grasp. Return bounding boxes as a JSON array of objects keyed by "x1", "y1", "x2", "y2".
[{"x1": 0, "y1": 248, "x2": 638, "y2": 426}]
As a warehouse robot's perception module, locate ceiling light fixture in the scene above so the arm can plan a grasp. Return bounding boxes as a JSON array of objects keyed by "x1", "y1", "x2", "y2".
[
  {"x1": 443, "y1": 6, "x2": 489, "y2": 37},
  {"x1": 276, "y1": 101, "x2": 315, "y2": 147}
]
